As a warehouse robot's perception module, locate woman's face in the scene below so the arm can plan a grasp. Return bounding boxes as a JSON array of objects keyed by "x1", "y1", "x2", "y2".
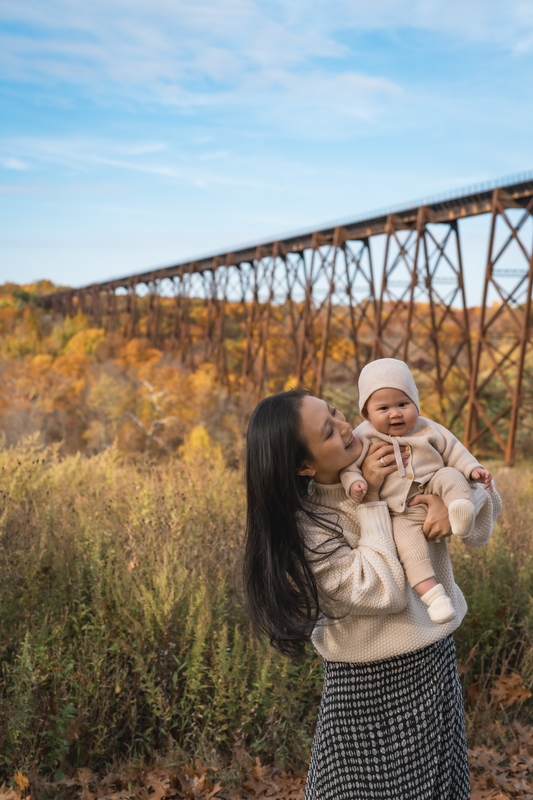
[{"x1": 298, "y1": 395, "x2": 359, "y2": 484}]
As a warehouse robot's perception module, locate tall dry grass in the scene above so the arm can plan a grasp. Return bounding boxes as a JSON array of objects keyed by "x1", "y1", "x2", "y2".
[
  {"x1": 0, "y1": 431, "x2": 322, "y2": 778},
  {"x1": 0, "y1": 438, "x2": 530, "y2": 778},
  {"x1": 450, "y1": 465, "x2": 533, "y2": 740}
]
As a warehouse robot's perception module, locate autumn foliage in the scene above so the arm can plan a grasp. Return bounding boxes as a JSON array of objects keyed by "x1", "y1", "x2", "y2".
[
  {"x1": 2, "y1": 280, "x2": 533, "y2": 461},
  {"x1": 0, "y1": 283, "x2": 242, "y2": 460}
]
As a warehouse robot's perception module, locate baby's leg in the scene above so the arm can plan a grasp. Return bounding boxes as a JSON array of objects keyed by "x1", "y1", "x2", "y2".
[
  {"x1": 392, "y1": 508, "x2": 455, "y2": 624},
  {"x1": 392, "y1": 507, "x2": 434, "y2": 590},
  {"x1": 425, "y1": 467, "x2": 475, "y2": 538}
]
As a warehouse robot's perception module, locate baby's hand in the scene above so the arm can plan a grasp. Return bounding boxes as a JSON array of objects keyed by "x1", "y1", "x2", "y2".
[
  {"x1": 470, "y1": 467, "x2": 493, "y2": 491},
  {"x1": 349, "y1": 480, "x2": 367, "y2": 504}
]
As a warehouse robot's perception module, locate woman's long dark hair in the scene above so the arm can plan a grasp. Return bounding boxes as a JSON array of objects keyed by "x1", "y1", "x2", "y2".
[{"x1": 243, "y1": 389, "x2": 342, "y2": 659}]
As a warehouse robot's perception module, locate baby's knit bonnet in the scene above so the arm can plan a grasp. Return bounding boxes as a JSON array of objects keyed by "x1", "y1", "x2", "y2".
[{"x1": 358, "y1": 358, "x2": 420, "y2": 419}]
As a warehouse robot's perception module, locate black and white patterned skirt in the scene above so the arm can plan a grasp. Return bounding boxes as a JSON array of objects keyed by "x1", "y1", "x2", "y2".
[{"x1": 305, "y1": 635, "x2": 469, "y2": 800}]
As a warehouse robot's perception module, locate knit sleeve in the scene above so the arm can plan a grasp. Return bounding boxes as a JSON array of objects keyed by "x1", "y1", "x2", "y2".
[
  {"x1": 431, "y1": 421, "x2": 483, "y2": 479},
  {"x1": 303, "y1": 502, "x2": 407, "y2": 617},
  {"x1": 340, "y1": 461, "x2": 367, "y2": 498},
  {"x1": 459, "y1": 482, "x2": 502, "y2": 548}
]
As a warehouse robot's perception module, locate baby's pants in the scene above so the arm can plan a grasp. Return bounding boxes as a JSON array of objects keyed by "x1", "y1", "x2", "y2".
[{"x1": 391, "y1": 467, "x2": 473, "y2": 588}]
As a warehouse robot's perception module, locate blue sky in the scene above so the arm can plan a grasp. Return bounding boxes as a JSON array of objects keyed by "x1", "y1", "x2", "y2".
[{"x1": 1, "y1": 0, "x2": 533, "y2": 304}]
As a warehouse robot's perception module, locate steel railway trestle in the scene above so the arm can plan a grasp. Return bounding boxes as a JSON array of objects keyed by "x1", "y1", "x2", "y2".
[{"x1": 41, "y1": 172, "x2": 533, "y2": 465}]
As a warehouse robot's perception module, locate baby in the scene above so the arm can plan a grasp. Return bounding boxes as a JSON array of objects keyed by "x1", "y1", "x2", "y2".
[{"x1": 340, "y1": 358, "x2": 492, "y2": 624}]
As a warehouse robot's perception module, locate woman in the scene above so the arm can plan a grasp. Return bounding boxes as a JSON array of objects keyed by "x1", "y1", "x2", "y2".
[{"x1": 243, "y1": 389, "x2": 501, "y2": 800}]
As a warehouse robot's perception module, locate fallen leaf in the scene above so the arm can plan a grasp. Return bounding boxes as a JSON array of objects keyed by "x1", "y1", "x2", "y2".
[
  {"x1": 12, "y1": 773, "x2": 29, "y2": 793},
  {"x1": 77, "y1": 768, "x2": 98, "y2": 787},
  {"x1": 491, "y1": 673, "x2": 532, "y2": 707}
]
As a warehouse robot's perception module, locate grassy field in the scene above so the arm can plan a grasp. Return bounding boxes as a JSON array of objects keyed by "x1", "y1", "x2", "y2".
[{"x1": 0, "y1": 432, "x2": 531, "y2": 784}]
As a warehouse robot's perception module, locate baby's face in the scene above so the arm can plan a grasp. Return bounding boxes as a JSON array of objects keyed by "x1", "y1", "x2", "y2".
[{"x1": 365, "y1": 388, "x2": 419, "y2": 436}]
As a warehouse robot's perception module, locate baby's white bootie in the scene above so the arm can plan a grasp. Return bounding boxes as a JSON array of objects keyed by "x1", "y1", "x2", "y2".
[
  {"x1": 421, "y1": 584, "x2": 455, "y2": 624},
  {"x1": 448, "y1": 499, "x2": 475, "y2": 538}
]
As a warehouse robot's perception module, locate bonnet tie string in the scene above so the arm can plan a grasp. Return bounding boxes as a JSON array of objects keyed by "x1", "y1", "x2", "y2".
[{"x1": 391, "y1": 436, "x2": 406, "y2": 478}]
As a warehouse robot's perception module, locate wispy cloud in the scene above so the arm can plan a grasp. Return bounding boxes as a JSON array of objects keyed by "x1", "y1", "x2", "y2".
[
  {"x1": 0, "y1": 183, "x2": 44, "y2": 194},
  {"x1": 199, "y1": 151, "x2": 229, "y2": 161},
  {"x1": 0, "y1": 0, "x2": 406, "y2": 136},
  {"x1": 0, "y1": 136, "x2": 278, "y2": 190},
  {"x1": 3, "y1": 0, "x2": 531, "y2": 147},
  {"x1": 0, "y1": 157, "x2": 29, "y2": 170},
  {"x1": 288, "y1": 1, "x2": 533, "y2": 46},
  {"x1": 2, "y1": 0, "x2": 531, "y2": 86}
]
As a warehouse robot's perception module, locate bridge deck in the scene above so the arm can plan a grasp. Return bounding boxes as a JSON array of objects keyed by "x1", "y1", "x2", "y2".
[{"x1": 55, "y1": 170, "x2": 533, "y2": 294}]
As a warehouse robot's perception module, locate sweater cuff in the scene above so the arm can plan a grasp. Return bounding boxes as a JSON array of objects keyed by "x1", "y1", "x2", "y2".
[
  {"x1": 467, "y1": 461, "x2": 483, "y2": 480},
  {"x1": 357, "y1": 502, "x2": 395, "y2": 546}
]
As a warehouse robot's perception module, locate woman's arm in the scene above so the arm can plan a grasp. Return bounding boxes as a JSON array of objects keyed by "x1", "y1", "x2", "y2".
[
  {"x1": 462, "y1": 483, "x2": 502, "y2": 548},
  {"x1": 305, "y1": 505, "x2": 407, "y2": 617},
  {"x1": 407, "y1": 484, "x2": 502, "y2": 546},
  {"x1": 304, "y1": 442, "x2": 410, "y2": 617}
]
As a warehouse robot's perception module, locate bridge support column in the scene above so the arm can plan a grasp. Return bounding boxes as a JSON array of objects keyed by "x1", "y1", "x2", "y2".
[
  {"x1": 373, "y1": 210, "x2": 471, "y2": 434},
  {"x1": 105, "y1": 288, "x2": 118, "y2": 331},
  {"x1": 465, "y1": 189, "x2": 533, "y2": 465},
  {"x1": 125, "y1": 281, "x2": 137, "y2": 338}
]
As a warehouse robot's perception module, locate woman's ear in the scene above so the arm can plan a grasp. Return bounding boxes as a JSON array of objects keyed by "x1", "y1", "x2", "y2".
[{"x1": 297, "y1": 464, "x2": 315, "y2": 478}]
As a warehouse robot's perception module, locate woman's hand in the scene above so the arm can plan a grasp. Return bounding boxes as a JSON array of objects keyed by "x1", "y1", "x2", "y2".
[
  {"x1": 360, "y1": 442, "x2": 410, "y2": 502},
  {"x1": 408, "y1": 494, "x2": 452, "y2": 541}
]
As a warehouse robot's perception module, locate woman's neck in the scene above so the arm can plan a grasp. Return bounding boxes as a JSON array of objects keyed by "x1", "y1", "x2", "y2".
[{"x1": 312, "y1": 469, "x2": 341, "y2": 485}]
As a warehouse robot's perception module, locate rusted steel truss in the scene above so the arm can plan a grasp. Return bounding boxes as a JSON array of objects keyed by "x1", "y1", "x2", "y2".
[
  {"x1": 41, "y1": 172, "x2": 533, "y2": 464},
  {"x1": 373, "y1": 210, "x2": 472, "y2": 433},
  {"x1": 465, "y1": 188, "x2": 533, "y2": 465}
]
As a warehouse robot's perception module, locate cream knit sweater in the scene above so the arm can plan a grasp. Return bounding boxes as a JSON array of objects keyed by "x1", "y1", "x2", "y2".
[
  {"x1": 340, "y1": 416, "x2": 483, "y2": 513},
  {"x1": 302, "y1": 481, "x2": 502, "y2": 663}
]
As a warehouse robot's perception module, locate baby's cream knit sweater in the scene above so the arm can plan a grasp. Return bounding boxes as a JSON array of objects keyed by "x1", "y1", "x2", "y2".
[{"x1": 303, "y1": 482, "x2": 502, "y2": 663}]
